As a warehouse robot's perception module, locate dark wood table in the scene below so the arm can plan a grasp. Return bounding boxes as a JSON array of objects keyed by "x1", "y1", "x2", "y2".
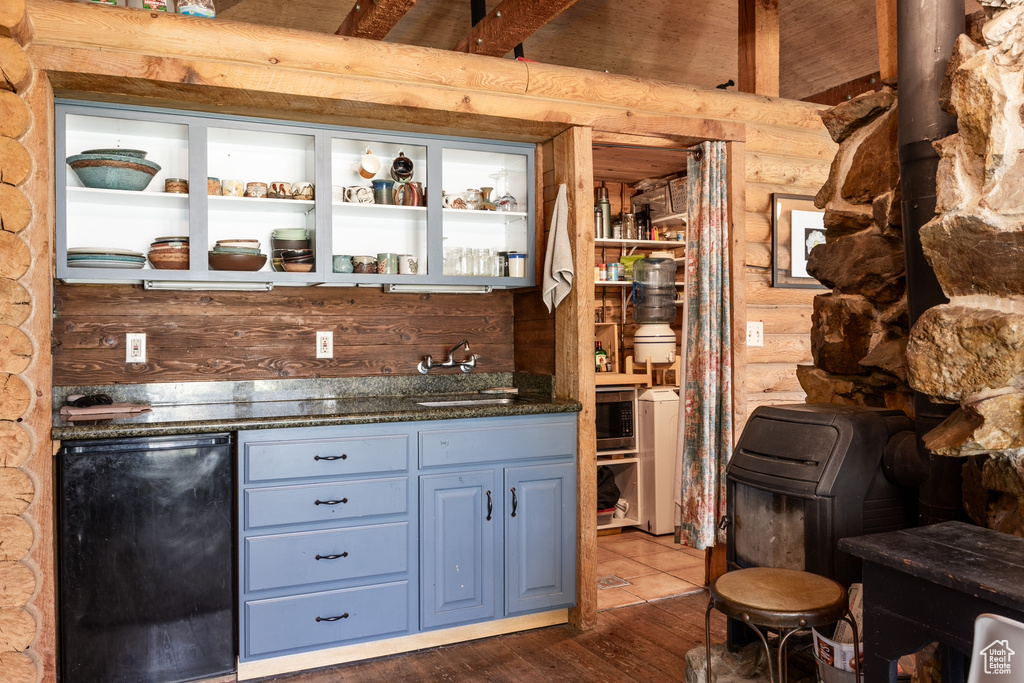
[{"x1": 839, "y1": 521, "x2": 1024, "y2": 683}]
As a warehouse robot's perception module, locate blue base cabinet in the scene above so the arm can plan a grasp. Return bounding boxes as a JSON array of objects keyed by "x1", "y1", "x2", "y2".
[{"x1": 238, "y1": 413, "x2": 577, "y2": 666}]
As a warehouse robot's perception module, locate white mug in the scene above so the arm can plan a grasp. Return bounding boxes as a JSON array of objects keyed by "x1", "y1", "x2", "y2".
[
  {"x1": 398, "y1": 254, "x2": 418, "y2": 275},
  {"x1": 359, "y1": 152, "x2": 381, "y2": 180},
  {"x1": 344, "y1": 186, "x2": 373, "y2": 204}
]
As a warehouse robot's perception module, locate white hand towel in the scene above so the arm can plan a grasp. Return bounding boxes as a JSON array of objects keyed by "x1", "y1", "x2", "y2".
[{"x1": 542, "y1": 184, "x2": 574, "y2": 313}]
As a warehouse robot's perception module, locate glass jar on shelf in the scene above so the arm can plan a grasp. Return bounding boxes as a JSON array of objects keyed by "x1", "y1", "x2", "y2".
[{"x1": 490, "y1": 169, "x2": 518, "y2": 212}]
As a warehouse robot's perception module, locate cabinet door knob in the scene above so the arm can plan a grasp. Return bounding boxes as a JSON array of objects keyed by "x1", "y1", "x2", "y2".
[
  {"x1": 315, "y1": 613, "x2": 349, "y2": 622},
  {"x1": 315, "y1": 552, "x2": 349, "y2": 560},
  {"x1": 485, "y1": 490, "x2": 493, "y2": 521},
  {"x1": 314, "y1": 498, "x2": 349, "y2": 506},
  {"x1": 314, "y1": 454, "x2": 348, "y2": 461},
  {"x1": 510, "y1": 486, "x2": 518, "y2": 518}
]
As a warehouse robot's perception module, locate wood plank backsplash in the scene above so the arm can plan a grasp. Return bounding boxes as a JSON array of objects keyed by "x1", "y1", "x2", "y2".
[{"x1": 53, "y1": 284, "x2": 517, "y2": 385}]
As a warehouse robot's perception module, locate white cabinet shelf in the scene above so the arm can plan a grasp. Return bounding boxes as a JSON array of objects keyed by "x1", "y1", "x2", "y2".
[{"x1": 55, "y1": 100, "x2": 535, "y2": 289}]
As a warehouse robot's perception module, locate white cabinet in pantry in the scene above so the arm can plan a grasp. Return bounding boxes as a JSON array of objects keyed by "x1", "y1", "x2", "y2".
[{"x1": 55, "y1": 100, "x2": 536, "y2": 289}]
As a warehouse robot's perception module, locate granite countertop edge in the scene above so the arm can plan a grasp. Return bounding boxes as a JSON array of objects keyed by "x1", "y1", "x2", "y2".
[{"x1": 52, "y1": 397, "x2": 583, "y2": 441}]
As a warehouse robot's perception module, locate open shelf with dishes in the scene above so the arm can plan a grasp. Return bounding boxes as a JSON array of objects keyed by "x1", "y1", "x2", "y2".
[{"x1": 55, "y1": 100, "x2": 535, "y2": 289}]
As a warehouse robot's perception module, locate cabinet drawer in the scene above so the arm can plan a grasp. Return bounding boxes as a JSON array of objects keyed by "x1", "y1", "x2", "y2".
[
  {"x1": 246, "y1": 522, "x2": 407, "y2": 593},
  {"x1": 419, "y1": 417, "x2": 576, "y2": 468},
  {"x1": 245, "y1": 477, "x2": 407, "y2": 529},
  {"x1": 244, "y1": 434, "x2": 409, "y2": 483},
  {"x1": 245, "y1": 581, "x2": 408, "y2": 657}
]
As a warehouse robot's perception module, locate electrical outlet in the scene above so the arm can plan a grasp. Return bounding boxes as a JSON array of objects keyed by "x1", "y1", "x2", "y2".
[
  {"x1": 126, "y1": 333, "x2": 146, "y2": 363},
  {"x1": 746, "y1": 321, "x2": 764, "y2": 348},
  {"x1": 316, "y1": 331, "x2": 333, "y2": 359}
]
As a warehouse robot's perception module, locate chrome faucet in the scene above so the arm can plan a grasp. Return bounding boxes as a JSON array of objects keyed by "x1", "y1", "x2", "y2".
[{"x1": 417, "y1": 340, "x2": 480, "y2": 374}]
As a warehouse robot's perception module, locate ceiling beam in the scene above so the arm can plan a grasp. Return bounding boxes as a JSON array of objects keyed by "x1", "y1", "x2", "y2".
[
  {"x1": 738, "y1": 0, "x2": 779, "y2": 97},
  {"x1": 454, "y1": 0, "x2": 582, "y2": 57},
  {"x1": 336, "y1": 0, "x2": 417, "y2": 40}
]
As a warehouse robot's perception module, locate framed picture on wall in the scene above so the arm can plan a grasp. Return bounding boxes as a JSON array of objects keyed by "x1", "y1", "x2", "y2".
[{"x1": 771, "y1": 193, "x2": 828, "y2": 289}]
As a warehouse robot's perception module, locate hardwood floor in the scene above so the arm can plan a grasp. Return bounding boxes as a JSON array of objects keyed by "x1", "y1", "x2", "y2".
[{"x1": 273, "y1": 591, "x2": 726, "y2": 682}]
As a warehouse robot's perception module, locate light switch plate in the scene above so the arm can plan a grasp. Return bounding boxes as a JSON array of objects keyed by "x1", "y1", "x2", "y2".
[
  {"x1": 316, "y1": 331, "x2": 333, "y2": 359},
  {"x1": 746, "y1": 321, "x2": 764, "y2": 347},
  {"x1": 126, "y1": 333, "x2": 146, "y2": 363}
]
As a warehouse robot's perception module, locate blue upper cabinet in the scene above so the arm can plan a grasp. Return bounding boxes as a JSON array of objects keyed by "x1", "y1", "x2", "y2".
[
  {"x1": 55, "y1": 100, "x2": 535, "y2": 289},
  {"x1": 505, "y1": 463, "x2": 577, "y2": 615}
]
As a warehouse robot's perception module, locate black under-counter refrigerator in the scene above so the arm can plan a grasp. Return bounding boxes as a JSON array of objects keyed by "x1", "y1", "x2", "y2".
[{"x1": 57, "y1": 433, "x2": 236, "y2": 683}]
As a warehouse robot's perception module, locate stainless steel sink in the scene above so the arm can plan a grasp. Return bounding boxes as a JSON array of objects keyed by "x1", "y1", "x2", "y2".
[{"x1": 416, "y1": 397, "x2": 515, "y2": 407}]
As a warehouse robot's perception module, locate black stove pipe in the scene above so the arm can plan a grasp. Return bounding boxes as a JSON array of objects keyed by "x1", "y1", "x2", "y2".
[{"x1": 896, "y1": 0, "x2": 965, "y2": 524}]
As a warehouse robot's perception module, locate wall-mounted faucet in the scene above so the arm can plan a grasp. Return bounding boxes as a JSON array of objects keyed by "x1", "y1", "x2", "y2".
[{"x1": 417, "y1": 339, "x2": 480, "y2": 374}]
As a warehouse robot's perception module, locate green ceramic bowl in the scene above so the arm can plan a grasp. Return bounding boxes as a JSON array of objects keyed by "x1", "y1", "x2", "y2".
[
  {"x1": 80, "y1": 148, "x2": 149, "y2": 159},
  {"x1": 67, "y1": 153, "x2": 162, "y2": 191}
]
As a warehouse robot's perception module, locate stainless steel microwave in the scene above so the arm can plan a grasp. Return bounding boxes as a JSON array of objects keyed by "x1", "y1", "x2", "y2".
[{"x1": 595, "y1": 389, "x2": 636, "y2": 452}]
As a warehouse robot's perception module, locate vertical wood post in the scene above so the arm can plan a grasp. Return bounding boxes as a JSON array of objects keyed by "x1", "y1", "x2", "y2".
[
  {"x1": 738, "y1": 0, "x2": 780, "y2": 97},
  {"x1": 875, "y1": 0, "x2": 898, "y2": 85},
  {"x1": 553, "y1": 126, "x2": 597, "y2": 630}
]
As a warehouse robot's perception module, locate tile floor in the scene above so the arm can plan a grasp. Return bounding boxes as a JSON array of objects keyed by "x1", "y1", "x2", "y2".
[{"x1": 597, "y1": 527, "x2": 706, "y2": 611}]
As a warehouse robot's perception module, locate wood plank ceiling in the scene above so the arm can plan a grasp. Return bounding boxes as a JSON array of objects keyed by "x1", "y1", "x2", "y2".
[{"x1": 214, "y1": 0, "x2": 983, "y2": 102}]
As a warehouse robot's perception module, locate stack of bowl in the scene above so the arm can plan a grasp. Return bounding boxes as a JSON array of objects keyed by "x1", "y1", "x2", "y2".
[
  {"x1": 66, "y1": 148, "x2": 162, "y2": 191},
  {"x1": 148, "y1": 236, "x2": 190, "y2": 270},
  {"x1": 280, "y1": 249, "x2": 315, "y2": 272},
  {"x1": 208, "y1": 239, "x2": 267, "y2": 271},
  {"x1": 271, "y1": 228, "x2": 310, "y2": 272}
]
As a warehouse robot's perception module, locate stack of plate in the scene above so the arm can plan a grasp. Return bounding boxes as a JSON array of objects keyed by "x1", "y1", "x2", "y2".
[
  {"x1": 209, "y1": 239, "x2": 267, "y2": 271},
  {"x1": 271, "y1": 229, "x2": 310, "y2": 271},
  {"x1": 148, "y1": 236, "x2": 189, "y2": 270},
  {"x1": 67, "y1": 247, "x2": 146, "y2": 269}
]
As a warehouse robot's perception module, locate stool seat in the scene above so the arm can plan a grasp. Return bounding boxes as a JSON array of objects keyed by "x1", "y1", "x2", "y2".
[{"x1": 711, "y1": 567, "x2": 848, "y2": 629}]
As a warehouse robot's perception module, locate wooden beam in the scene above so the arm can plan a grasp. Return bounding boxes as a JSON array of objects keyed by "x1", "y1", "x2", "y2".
[
  {"x1": 875, "y1": 0, "x2": 897, "y2": 84},
  {"x1": 803, "y1": 72, "x2": 883, "y2": 107},
  {"x1": 336, "y1": 0, "x2": 416, "y2": 40},
  {"x1": 454, "y1": 0, "x2": 582, "y2": 57},
  {"x1": 552, "y1": 125, "x2": 596, "y2": 631},
  {"x1": 738, "y1": 0, "x2": 779, "y2": 98}
]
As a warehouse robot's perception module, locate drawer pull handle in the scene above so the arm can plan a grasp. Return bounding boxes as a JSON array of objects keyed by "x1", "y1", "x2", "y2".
[
  {"x1": 314, "y1": 454, "x2": 348, "y2": 461},
  {"x1": 510, "y1": 486, "x2": 518, "y2": 518},
  {"x1": 314, "y1": 498, "x2": 349, "y2": 506},
  {"x1": 316, "y1": 613, "x2": 349, "y2": 622},
  {"x1": 315, "y1": 552, "x2": 349, "y2": 561},
  {"x1": 486, "y1": 490, "x2": 493, "y2": 521}
]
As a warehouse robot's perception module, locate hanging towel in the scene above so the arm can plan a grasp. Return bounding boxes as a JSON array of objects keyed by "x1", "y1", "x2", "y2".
[{"x1": 542, "y1": 183, "x2": 574, "y2": 313}]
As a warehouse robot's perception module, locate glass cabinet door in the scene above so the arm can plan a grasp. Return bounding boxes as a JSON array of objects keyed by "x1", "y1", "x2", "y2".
[
  {"x1": 206, "y1": 125, "x2": 318, "y2": 279},
  {"x1": 440, "y1": 147, "x2": 530, "y2": 282},
  {"x1": 328, "y1": 137, "x2": 428, "y2": 280},
  {"x1": 59, "y1": 111, "x2": 190, "y2": 279}
]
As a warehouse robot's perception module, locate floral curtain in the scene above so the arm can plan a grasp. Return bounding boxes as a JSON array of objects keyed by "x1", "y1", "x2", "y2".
[{"x1": 675, "y1": 140, "x2": 733, "y2": 549}]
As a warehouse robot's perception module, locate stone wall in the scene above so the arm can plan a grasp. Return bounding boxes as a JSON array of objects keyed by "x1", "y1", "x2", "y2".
[
  {"x1": 800, "y1": 87, "x2": 915, "y2": 419},
  {"x1": 911, "y1": 0, "x2": 1024, "y2": 533}
]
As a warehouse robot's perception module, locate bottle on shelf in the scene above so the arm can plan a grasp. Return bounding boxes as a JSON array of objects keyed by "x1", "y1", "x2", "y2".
[
  {"x1": 595, "y1": 341, "x2": 608, "y2": 373},
  {"x1": 595, "y1": 186, "x2": 612, "y2": 239}
]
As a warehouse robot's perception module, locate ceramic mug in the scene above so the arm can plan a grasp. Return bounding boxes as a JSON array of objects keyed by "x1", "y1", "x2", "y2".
[
  {"x1": 359, "y1": 152, "x2": 381, "y2": 180},
  {"x1": 344, "y1": 186, "x2": 373, "y2": 204},
  {"x1": 221, "y1": 179, "x2": 244, "y2": 197},
  {"x1": 244, "y1": 181, "x2": 268, "y2": 198},
  {"x1": 390, "y1": 152, "x2": 414, "y2": 182},
  {"x1": 398, "y1": 254, "x2": 418, "y2": 275},
  {"x1": 377, "y1": 252, "x2": 398, "y2": 275},
  {"x1": 207, "y1": 177, "x2": 221, "y2": 196},
  {"x1": 395, "y1": 181, "x2": 423, "y2": 207},
  {"x1": 332, "y1": 185, "x2": 346, "y2": 203},
  {"x1": 292, "y1": 182, "x2": 314, "y2": 200},
  {"x1": 332, "y1": 255, "x2": 353, "y2": 273},
  {"x1": 372, "y1": 179, "x2": 395, "y2": 205},
  {"x1": 268, "y1": 181, "x2": 292, "y2": 199}
]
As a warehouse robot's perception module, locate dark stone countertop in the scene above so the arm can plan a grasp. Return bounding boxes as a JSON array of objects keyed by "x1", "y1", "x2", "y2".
[{"x1": 52, "y1": 374, "x2": 581, "y2": 440}]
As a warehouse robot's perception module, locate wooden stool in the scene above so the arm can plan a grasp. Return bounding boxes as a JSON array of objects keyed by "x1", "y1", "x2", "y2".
[{"x1": 705, "y1": 567, "x2": 860, "y2": 682}]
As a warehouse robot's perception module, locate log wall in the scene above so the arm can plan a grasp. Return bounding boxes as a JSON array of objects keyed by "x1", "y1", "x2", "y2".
[{"x1": 8, "y1": 2, "x2": 836, "y2": 680}]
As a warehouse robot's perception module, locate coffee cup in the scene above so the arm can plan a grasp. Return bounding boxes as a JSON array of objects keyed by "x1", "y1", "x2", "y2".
[
  {"x1": 268, "y1": 181, "x2": 292, "y2": 199},
  {"x1": 390, "y1": 152, "x2": 414, "y2": 182},
  {"x1": 398, "y1": 254, "x2": 418, "y2": 275},
  {"x1": 332, "y1": 255, "x2": 353, "y2": 273},
  {"x1": 332, "y1": 185, "x2": 346, "y2": 203},
  {"x1": 207, "y1": 177, "x2": 221, "y2": 196},
  {"x1": 377, "y1": 252, "x2": 398, "y2": 275},
  {"x1": 372, "y1": 179, "x2": 395, "y2": 205},
  {"x1": 292, "y1": 182, "x2": 314, "y2": 200},
  {"x1": 359, "y1": 151, "x2": 381, "y2": 180},
  {"x1": 244, "y1": 181, "x2": 268, "y2": 198},
  {"x1": 344, "y1": 186, "x2": 373, "y2": 204},
  {"x1": 221, "y1": 179, "x2": 244, "y2": 197}
]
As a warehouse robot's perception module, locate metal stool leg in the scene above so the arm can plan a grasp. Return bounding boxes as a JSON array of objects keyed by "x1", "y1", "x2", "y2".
[
  {"x1": 705, "y1": 599, "x2": 714, "y2": 683},
  {"x1": 839, "y1": 609, "x2": 862, "y2": 682},
  {"x1": 740, "y1": 614, "x2": 776, "y2": 683}
]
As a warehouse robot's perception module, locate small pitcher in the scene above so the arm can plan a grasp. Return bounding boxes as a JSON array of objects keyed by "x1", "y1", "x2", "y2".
[{"x1": 395, "y1": 181, "x2": 424, "y2": 206}]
